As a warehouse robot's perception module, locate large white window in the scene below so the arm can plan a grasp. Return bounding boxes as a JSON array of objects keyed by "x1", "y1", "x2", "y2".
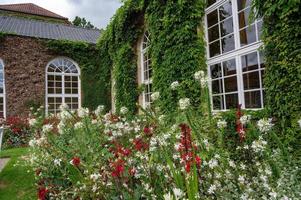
[
  {"x1": 141, "y1": 31, "x2": 152, "y2": 108},
  {"x1": 205, "y1": 0, "x2": 264, "y2": 111},
  {"x1": 46, "y1": 58, "x2": 81, "y2": 114},
  {"x1": 0, "y1": 59, "x2": 6, "y2": 118}
]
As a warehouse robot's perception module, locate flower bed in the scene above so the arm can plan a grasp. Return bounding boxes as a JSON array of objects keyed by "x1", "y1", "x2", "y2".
[{"x1": 26, "y1": 72, "x2": 301, "y2": 200}]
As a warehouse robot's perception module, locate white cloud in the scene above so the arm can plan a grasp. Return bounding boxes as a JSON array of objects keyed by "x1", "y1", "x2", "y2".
[{"x1": 0, "y1": 0, "x2": 122, "y2": 28}]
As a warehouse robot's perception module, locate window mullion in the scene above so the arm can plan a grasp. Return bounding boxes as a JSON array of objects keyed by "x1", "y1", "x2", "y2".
[
  {"x1": 236, "y1": 55, "x2": 245, "y2": 108},
  {"x1": 232, "y1": 0, "x2": 240, "y2": 50},
  {"x1": 62, "y1": 73, "x2": 65, "y2": 105}
]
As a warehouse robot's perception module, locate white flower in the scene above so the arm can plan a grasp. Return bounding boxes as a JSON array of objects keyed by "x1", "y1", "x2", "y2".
[
  {"x1": 54, "y1": 158, "x2": 62, "y2": 166},
  {"x1": 173, "y1": 188, "x2": 183, "y2": 199},
  {"x1": 208, "y1": 159, "x2": 218, "y2": 169},
  {"x1": 251, "y1": 139, "x2": 267, "y2": 153},
  {"x1": 269, "y1": 191, "x2": 277, "y2": 198},
  {"x1": 74, "y1": 122, "x2": 84, "y2": 130},
  {"x1": 28, "y1": 118, "x2": 37, "y2": 127},
  {"x1": 179, "y1": 98, "x2": 190, "y2": 110},
  {"x1": 42, "y1": 124, "x2": 53, "y2": 133},
  {"x1": 229, "y1": 160, "x2": 236, "y2": 168},
  {"x1": 59, "y1": 103, "x2": 69, "y2": 111},
  {"x1": 94, "y1": 105, "x2": 105, "y2": 116},
  {"x1": 120, "y1": 106, "x2": 128, "y2": 115},
  {"x1": 59, "y1": 110, "x2": 72, "y2": 121},
  {"x1": 240, "y1": 115, "x2": 251, "y2": 125},
  {"x1": 29, "y1": 139, "x2": 37, "y2": 147},
  {"x1": 151, "y1": 92, "x2": 160, "y2": 101},
  {"x1": 257, "y1": 118, "x2": 274, "y2": 133},
  {"x1": 158, "y1": 115, "x2": 165, "y2": 123},
  {"x1": 298, "y1": 119, "x2": 301, "y2": 128},
  {"x1": 194, "y1": 70, "x2": 205, "y2": 80},
  {"x1": 200, "y1": 76, "x2": 209, "y2": 88},
  {"x1": 238, "y1": 175, "x2": 245, "y2": 184},
  {"x1": 170, "y1": 81, "x2": 180, "y2": 90},
  {"x1": 78, "y1": 107, "x2": 89, "y2": 118},
  {"x1": 163, "y1": 192, "x2": 173, "y2": 200},
  {"x1": 90, "y1": 173, "x2": 101, "y2": 182},
  {"x1": 208, "y1": 184, "x2": 216, "y2": 194},
  {"x1": 217, "y1": 119, "x2": 227, "y2": 129}
]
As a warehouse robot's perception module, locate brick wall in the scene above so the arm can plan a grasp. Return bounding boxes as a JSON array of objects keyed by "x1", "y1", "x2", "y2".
[{"x1": 0, "y1": 35, "x2": 57, "y2": 117}]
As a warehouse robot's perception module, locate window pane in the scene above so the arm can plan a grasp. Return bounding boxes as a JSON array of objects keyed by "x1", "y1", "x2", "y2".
[
  {"x1": 237, "y1": 0, "x2": 251, "y2": 11},
  {"x1": 245, "y1": 90, "x2": 261, "y2": 108},
  {"x1": 225, "y1": 93, "x2": 238, "y2": 109},
  {"x1": 210, "y1": 63, "x2": 222, "y2": 79},
  {"x1": 220, "y1": 17, "x2": 234, "y2": 37},
  {"x1": 241, "y1": 52, "x2": 258, "y2": 72},
  {"x1": 257, "y1": 21, "x2": 263, "y2": 40},
  {"x1": 207, "y1": 0, "x2": 216, "y2": 7},
  {"x1": 243, "y1": 71, "x2": 260, "y2": 90},
  {"x1": 259, "y1": 52, "x2": 265, "y2": 68},
  {"x1": 213, "y1": 95, "x2": 224, "y2": 110},
  {"x1": 224, "y1": 76, "x2": 237, "y2": 92},
  {"x1": 223, "y1": 59, "x2": 236, "y2": 76},
  {"x1": 208, "y1": 25, "x2": 219, "y2": 42},
  {"x1": 240, "y1": 24, "x2": 256, "y2": 46},
  {"x1": 212, "y1": 79, "x2": 223, "y2": 94},
  {"x1": 238, "y1": 7, "x2": 254, "y2": 29},
  {"x1": 207, "y1": 10, "x2": 218, "y2": 27},
  {"x1": 209, "y1": 40, "x2": 221, "y2": 57},
  {"x1": 221, "y1": 34, "x2": 235, "y2": 53},
  {"x1": 219, "y1": 1, "x2": 232, "y2": 20}
]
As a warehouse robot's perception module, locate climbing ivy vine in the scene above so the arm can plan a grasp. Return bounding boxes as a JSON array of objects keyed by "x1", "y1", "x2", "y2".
[
  {"x1": 97, "y1": 0, "x2": 207, "y2": 114},
  {"x1": 251, "y1": 1, "x2": 301, "y2": 128}
]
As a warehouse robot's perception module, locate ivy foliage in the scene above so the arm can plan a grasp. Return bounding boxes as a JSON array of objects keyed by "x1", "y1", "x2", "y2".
[
  {"x1": 45, "y1": 40, "x2": 111, "y2": 110},
  {"x1": 97, "y1": 0, "x2": 206, "y2": 114},
  {"x1": 252, "y1": 1, "x2": 301, "y2": 127}
]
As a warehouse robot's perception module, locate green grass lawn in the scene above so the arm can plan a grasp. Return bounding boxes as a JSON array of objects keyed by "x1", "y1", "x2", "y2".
[{"x1": 0, "y1": 148, "x2": 36, "y2": 200}]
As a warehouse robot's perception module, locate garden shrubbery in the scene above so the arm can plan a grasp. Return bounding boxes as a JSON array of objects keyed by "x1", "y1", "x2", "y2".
[
  {"x1": 1, "y1": 116, "x2": 32, "y2": 149},
  {"x1": 25, "y1": 72, "x2": 301, "y2": 200}
]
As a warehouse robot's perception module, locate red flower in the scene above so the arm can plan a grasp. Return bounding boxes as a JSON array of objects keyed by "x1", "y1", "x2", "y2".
[
  {"x1": 143, "y1": 126, "x2": 153, "y2": 136},
  {"x1": 71, "y1": 157, "x2": 80, "y2": 167},
  {"x1": 133, "y1": 138, "x2": 149, "y2": 152},
  {"x1": 196, "y1": 155, "x2": 202, "y2": 167},
  {"x1": 111, "y1": 159, "x2": 125, "y2": 177},
  {"x1": 38, "y1": 187, "x2": 48, "y2": 200},
  {"x1": 185, "y1": 162, "x2": 191, "y2": 173}
]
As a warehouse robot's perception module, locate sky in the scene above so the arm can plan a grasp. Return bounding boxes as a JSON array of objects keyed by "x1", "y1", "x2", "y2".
[{"x1": 0, "y1": 0, "x2": 122, "y2": 28}]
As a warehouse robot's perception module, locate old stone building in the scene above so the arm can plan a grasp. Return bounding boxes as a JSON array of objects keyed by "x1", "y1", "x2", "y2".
[{"x1": 0, "y1": 3, "x2": 100, "y2": 118}]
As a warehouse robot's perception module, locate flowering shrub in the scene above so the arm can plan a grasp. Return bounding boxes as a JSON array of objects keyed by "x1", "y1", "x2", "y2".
[
  {"x1": 26, "y1": 107, "x2": 301, "y2": 199},
  {"x1": 1, "y1": 116, "x2": 31, "y2": 149},
  {"x1": 25, "y1": 71, "x2": 300, "y2": 199}
]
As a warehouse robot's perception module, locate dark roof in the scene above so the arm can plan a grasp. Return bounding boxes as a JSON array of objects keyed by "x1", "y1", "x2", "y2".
[
  {"x1": 0, "y1": 16, "x2": 100, "y2": 44},
  {"x1": 0, "y1": 3, "x2": 68, "y2": 20}
]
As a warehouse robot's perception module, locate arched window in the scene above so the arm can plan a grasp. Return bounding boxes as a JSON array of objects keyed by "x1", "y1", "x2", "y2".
[
  {"x1": 141, "y1": 31, "x2": 152, "y2": 108},
  {"x1": 46, "y1": 58, "x2": 81, "y2": 114},
  {"x1": 0, "y1": 59, "x2": 6, "y2": 118}
]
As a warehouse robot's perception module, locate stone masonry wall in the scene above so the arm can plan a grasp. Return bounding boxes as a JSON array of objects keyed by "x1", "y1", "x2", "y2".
[{"x1": 0, "y1": 35, "x2": 57, "y2": 117}]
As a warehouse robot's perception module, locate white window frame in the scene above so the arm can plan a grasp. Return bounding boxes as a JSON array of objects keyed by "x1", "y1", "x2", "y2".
[
  {"x1": 140, "y1": 31, "x2": 152, "y2": 108},
  {"x1": 45, "y1": 57, "x2": 81, "y2": 114},
  {"x1": 0, "y1": 59, "x2": 6, "y2": 118},
  {"x1": 205, "y1": 0, "x2": 264, "y2": 111}
]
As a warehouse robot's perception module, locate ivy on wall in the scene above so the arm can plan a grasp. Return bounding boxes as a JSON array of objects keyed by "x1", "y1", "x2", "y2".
[
  {"x1": 45, "y1": 40, "x2": 111, "y2": 110},
  {"x1": 97, "y1": 0, "x2": 207, "y2": 114},
  {"x1": 252, "y1": 1, "x2": 301, "y2": 127},
  {"x1": 147, "y1": 0, "x2": 206, "y2": 112}
]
